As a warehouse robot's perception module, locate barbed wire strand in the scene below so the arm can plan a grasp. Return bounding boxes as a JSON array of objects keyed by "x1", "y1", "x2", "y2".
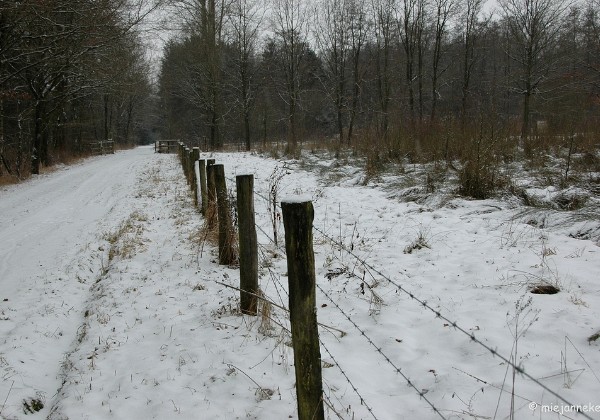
[
  {"x1": 316, "y1": 283, "x2": 447, "y2": 419},
  {"x1": 248, "y1": 188, "x2": 445, "y2": 418},
  {"x1": 232, "y1": 185, "x2": 389, "y2": 417},
  {"x1": 257, "y1": 242, "x2": 289, "y2": 304},
  {"x1": 319, "y1": 337, "x2": 380, "y2": 420},
  {"x1": 228, "y1": 174, "x2": 593, "y2": 419},
  {"x1": 311, "y1": 224, "x2": 594, "y2": 420}
]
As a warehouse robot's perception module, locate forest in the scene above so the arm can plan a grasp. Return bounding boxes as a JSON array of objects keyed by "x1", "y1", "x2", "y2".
[
  {"x1": 0, "y1": 0, "x2": 159, "y2": 178},
  {"x1": 2, "y1": 0, "x2": 600, "y2": 194}
]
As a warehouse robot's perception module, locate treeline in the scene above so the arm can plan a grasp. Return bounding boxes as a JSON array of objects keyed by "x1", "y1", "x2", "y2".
[
  {"x1": 0, "y1": 1, "x2": 159, "y2": 179},
  {"x1": 159, "y1": 0, "x2": 600, "y2": 163}
]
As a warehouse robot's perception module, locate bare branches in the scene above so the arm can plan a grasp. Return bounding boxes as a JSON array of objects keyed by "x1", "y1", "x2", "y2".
[
  {"x1": 499, "y1": 0, "x2": 572, "y2": 141},
  {"x1": 0, "y1": 0, "x2": 156, "y2": 175},
  {"x1": 270, "y1": 0, "x2": 311, "y2": 150}
]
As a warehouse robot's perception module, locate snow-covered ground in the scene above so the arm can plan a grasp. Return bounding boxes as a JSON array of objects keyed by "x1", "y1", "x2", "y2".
[{"x1": 0, "y1": 146, "x2": 598, "y2": 419}]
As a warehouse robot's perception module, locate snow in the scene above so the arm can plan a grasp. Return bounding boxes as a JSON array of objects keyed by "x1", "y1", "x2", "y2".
[
  {"x1": 281, "y1": 195, "x2": 312, "y2": 204},
  {"x1": 0, "y1": 146, "x2": 599, "y2": 419}
]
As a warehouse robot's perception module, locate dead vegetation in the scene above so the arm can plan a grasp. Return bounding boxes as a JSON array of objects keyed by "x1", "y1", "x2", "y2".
[{"x1": 103, "y1": 211, "x2": 148, "y2": 263}]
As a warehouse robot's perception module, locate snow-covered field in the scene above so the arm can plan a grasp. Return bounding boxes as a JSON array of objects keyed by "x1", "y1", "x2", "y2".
[{"x1": 0, "y1": 146, "x2": 599, "y2": 419}]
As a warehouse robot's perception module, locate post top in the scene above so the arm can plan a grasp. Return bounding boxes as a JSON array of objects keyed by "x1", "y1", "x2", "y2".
[{"x1": 281, "y1": 195, "x2": 312, "y2": 204}]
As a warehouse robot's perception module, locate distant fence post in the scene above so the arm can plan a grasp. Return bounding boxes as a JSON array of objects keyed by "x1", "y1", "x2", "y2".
[
  {"x1": 236, "y1": 175, "x2": 258, "y2": 315},
  {"x1": 183, "y1": 146, "x2": 192, "y2": 185},
  {"x1": 198, "y1": 159, "x2": 208, "y2": 215},
  {"x1": 191, "y1": 148, "x2": 200, "y2": 206},
  {"x1": 181, "y1": 143, "x2": 186, "y2": 169},
  {"x1": 183, "y1": 147, "x2": 188, "y2": 180},
  {"x1": 206, "y1": 160, "x2": 216, "y2": 226},
  {"x1": 281, "y1": 199, "x2": 325, "y2": 420},
  {"x1": 188, "y1": 148, "x2": 194, "y2": 186},
  {"x1": 213, "y1": 164, "x2": 235, "y2": 265}
]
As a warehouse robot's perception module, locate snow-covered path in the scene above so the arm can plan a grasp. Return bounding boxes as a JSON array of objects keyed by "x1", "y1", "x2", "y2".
[
  {"x1": 0, "y1": 148, "x2": 145, "y2": 297},
  {"x1": 0, "y1": 148, "x2": 299, "y2": 420},
  {"x1": 0, "y1": 147, "x2": 162, "y2": 418}
]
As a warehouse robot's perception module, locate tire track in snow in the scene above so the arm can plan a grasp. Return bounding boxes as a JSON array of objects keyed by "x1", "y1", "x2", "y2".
[{"x1": 0, "y1": 148, "x2": 155, "y2": 418}]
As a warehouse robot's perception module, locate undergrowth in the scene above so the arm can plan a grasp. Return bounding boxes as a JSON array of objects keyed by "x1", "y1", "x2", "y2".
[{"x1": 104, "y1": 211, "x2": 148, "y2": 263}]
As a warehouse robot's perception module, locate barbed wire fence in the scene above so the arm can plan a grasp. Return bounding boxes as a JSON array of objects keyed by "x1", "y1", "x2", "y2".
[
  {"x1": 179, "y1": 151, "x2": 593, "y2": 420},
  {"x1": 248, "y1": 187, "x2": 445, "y2": 419},
  {"x1": 247, "y1": 176, "x2": 593, "y2": 420}
]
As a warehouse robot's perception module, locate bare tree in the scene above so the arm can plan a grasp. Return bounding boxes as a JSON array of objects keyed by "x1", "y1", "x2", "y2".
[
  {"x1": 499, "y1": 0, "x2": 571, "y2": 150},
  {"x1": 459, "y1": 0, "x2": 487, "y2": 128},
  {"x1": 399, "y1": 0, "x2": 428, "y2": 123},
  {"x1": 272, "y1": 0, "x2": 310, "y2": 152},
  {"x1": 346, "y1": 0, "x2": 368, "y2": 144},
  {"x1": 430, "y1": 0, "x2": 458, "y2": 121},
  {"x1": 173, "y1": 0, "x2": 228, "y2": 148},
  {"x1": 227, "y1": 0, "x2": 263, "y2": 150},
  {"x1": 372, "y1": 0, "x2": 395, "y2": 139},
  {"x1": 314, "y1": 0, "x2": 350, "y2": 145}
]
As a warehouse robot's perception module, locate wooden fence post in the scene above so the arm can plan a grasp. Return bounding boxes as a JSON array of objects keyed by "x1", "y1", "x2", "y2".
[
  {"x1": 213, "y1": 164, "x2": 235, "y2": 265},
  {"x1": 198, "y1": 159, "x2": 208, "y2": 215},
  {"x1": 183, "y1": 147, "x2": 188, "y2": 180},
  {"x1": 206, "y1": 161, "x2": 217, "y2": 228},
  {"x1": 206, "y1": 159, "x2": 216, "y2": 207},
  {"x1": 183, "y1": 147, "x2": 187, "y2": 180},
  {"x1": 236, "y1": 175, "x2": 258, "y2": 315},
  {"x1": 281, "y1": 199, "x2": 325, "y2": 420},
  {"x1": 191, "y1": 148, "x2": 200, "y2": 206},
  {"x1": 187, "y1": 148, "x2": 193, "y2": 185},
  {"x1": 188, "y1": 148, "x2": 194, "y2": 186}
]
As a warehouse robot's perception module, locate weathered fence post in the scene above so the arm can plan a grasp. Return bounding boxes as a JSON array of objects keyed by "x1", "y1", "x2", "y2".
[
  {"x1": 213, "y1": 164, "x2": 236, "y2": 265},
  {"x1": 281, "y1": 199, "x2": 325, "y2": 420},
  {"x1": 236, "y1": 175, "x2": 258, "y2": 315},
  {"x1": 191, "y1": 148, "x2": 200, "y2": 206},
  {"x1": 198, "y1": 159, "x2": 208, "y2": 215},
  {"x1": 206, "y1": 160, "x2": 216, "y2": 221},
  {"x1": 188, "y1": 148, "x2": 194, "y2": 186},
  {"x1": 182, "y1": 146, "x2": 186, "y2": 179},
  {"x1": 183, "y1": 147, "x2": 188, "y2": 179},
  {"x1": 183, "y1": 147, "x2": 192, "y2": 185}
]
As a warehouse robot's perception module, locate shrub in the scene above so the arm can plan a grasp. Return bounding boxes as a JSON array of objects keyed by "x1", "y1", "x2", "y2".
[{"x1": 458, "y1": 156, "x2": 505, "y2": 199}]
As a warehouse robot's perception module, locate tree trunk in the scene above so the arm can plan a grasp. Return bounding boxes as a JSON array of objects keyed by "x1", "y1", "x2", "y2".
[
  {"x1": 244, "y1": 110, "x2": 251, "y2": 151},
  {"x1": 31, "y1": 100, "x2": 46, "y2": 175},
  {"x1": 0, "y1": 98, "x2": 4, "y2": 176},
  {"x1": 522, "y1": 89, "x2": 531, "y2": 154}
]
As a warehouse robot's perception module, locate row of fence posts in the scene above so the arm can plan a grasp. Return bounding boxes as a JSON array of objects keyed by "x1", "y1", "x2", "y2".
[{"x1": 175, "y1": 142, "x2": 325, "y2": 420}]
